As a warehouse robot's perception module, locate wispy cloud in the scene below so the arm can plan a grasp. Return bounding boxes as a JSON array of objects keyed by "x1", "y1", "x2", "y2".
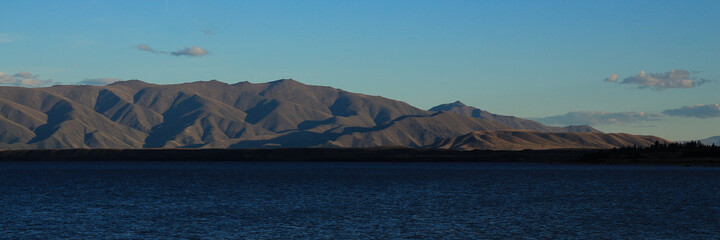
[
  {"x1": 663, "y1": 103, "x2": 720, "y2": 119},
  {"x1": 136, "y1": 44, "x2": 208, "y2": 57},
  {"x1": 78, "y1": 78, "x2": 121, "y2": 86},
  {"x1": 171, "y1": 46, "x2": 208, "y2": 57},
  {"x1": 136, "y1": 44, "x2": 165, "y2": 54},
  {"x1": 0, "y1": 33, "x2": 22, "y2": 43},
  {"x1": 201, "y1": 28, "x2": 215, "y2": 36},
  {"x1": 532, "y1": 111, "x2": 663, "y2": 126},
  {"x1": 0, "y1": 71, "x2": 61, "y2": 87},
  {"x1": 605, "y1": 69, "x2": 710, "y2": 90}
]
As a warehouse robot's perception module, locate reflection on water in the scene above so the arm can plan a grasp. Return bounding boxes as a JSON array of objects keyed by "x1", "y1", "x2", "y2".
[{"x1": 1, "y1": 162, "x2": 718, "y2": 239}]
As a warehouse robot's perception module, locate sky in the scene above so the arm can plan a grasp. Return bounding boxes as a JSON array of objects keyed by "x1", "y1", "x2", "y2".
[{"x1": 1, "y1": 0, "x2": 718, "y2": 141}]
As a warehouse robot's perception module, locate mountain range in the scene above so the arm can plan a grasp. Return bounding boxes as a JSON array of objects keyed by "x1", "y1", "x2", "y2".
[{"x1": 0, "y1": 79, "x2": 669, "y2": 150}]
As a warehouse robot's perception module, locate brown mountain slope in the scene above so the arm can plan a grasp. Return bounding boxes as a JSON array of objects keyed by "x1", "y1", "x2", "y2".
[
  {"x1": 112, "y1": 79, "x2": 427, "y2": 132},
  {"x1": 0, "y1": 98, "x2": 47, "y2": 130},
  {"x1": 0, "y1": 116, "x2": 36, "y2": 146},
  {"x1": 0, "y1": 79, "x2": 435, "y2": 149},
  {"x1": 326, "y1": 112, "x2": 510, "y2": 148},
  {"x1": 226, "y1": 111, "x2": 511, "y2": 148},
  {"x1": 429, "y1": 101, "x2": 600, "y2": 133},
  {"x1": 142, "y1": 93, "x2": 272, "y2": 148},
  {"x1": 0, "y1": 80, "x2": 666, "y2": 150},
  {"x1": 94, "y1": 89, "x2": 163, "y2": 133},
  {"x1": 0, "y1": 86, "x2": 148, "y2": 149},
  {"x1": 430, "y1": 130, "x2": 671, "y2": 150}
]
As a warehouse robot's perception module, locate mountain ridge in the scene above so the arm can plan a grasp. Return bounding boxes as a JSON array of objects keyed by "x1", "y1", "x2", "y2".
[
  {"x1": 429, "y1": 101, "x2": 600, "y2": 133},
  {"x1": 430, "y1": 130, "x2": 671, "y2": 150},
  {"x1": 0, "y1": 80, "x2": 667, "y2": 150}
]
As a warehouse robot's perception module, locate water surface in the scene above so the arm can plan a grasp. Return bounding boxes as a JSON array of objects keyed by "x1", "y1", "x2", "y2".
[{"x1": 1, "y1": 162, "x2": 718, "y2": 239}]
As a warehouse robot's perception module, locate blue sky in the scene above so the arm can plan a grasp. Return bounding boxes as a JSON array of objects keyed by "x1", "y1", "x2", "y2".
[{"x1": 1, "y1": 0, "x2": 718, "y2": 140}]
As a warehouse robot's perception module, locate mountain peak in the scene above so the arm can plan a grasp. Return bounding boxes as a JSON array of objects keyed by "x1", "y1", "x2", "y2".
[
  {"x1": 269, "y1": 78, "x2": 302, "y2": 85},
  {"x1": 429, "y1": 101, "x2": 472, "y2": 112},
  {"x1": 189, "y1": 79, "x2": 228, "y2": 85},
  {"x1": 428, "y1": 101, "x2": 603, "y2": 133},
  {"x1": 108, "y1": 79, "x2": 154, "y2": 87}
]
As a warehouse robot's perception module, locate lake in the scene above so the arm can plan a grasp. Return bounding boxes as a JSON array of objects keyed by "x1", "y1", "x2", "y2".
[{"x1": 1, "y1": 162, "x2": 718, "y2": 239}]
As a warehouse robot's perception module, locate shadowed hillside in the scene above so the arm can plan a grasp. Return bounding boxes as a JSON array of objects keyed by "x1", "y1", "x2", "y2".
[
  {"x1": 0, "y1": 80, "x2": 667, "y2": 150},
  {"x1": 430, "y1": 130, "x2": 671, "y2": 150}
]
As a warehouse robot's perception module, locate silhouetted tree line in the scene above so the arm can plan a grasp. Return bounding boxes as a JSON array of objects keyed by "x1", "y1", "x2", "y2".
[{"x1": 582, "y1": 141, "x2": 720, "y2": 162}]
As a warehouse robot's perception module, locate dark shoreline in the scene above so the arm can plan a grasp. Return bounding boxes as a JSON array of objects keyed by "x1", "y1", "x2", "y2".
[{"x1": 0, "y1": 148, "x2": 718, "y2": 165}]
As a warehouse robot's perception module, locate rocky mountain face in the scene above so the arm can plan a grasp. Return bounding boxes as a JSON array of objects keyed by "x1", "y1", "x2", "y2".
[{"x1": 0, "y1": 80, "x2": 667, "y2": 150}]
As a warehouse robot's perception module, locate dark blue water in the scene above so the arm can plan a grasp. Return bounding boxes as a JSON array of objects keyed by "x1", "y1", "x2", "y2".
[{"x1": 1, "y1": 162, "x2": 718, "y2": 239}]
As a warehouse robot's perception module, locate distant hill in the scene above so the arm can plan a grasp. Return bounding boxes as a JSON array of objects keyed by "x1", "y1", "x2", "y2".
[
  {"x1": 700, "y1": 136, "x2": 720, "y2": 145},
  {"x1": 429, "y1": 130, "x2": 671, "y2": 151},
  {"x1": 429, "y1": 101, "x2": 600, "y2": 133},
  {"x1": 0, "y1": 80, "x2": 663, "y2": 150}
]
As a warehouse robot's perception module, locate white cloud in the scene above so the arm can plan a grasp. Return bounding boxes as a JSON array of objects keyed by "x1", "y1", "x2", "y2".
[
  {"x1": 137, "y1": 44, "x2": 208, "y2": 57},
  {"x1": 0, "y1": 71, "x2": 61, "y2": 87},
  {"x1": 605, "y1": 73, "x2": 618, "y2": 82},
  {"x1": 663, "y1": 103, "x2": 720, "y2": 119},
  {"x1": 78, "y1": 78, "x2": 121, "y2": 86},
  {"x1": 171, "y1": 46, "x2": 208, "y2": 57},
  {"x1": 532, "y1": 111, "x2": 663, "y2": 126},
  {"x1": 137, "y1": 44, "x2": 164, "y2": 54},
  {"x1": 607, "y1": 69, "x2": 710, "y2": 90}
]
